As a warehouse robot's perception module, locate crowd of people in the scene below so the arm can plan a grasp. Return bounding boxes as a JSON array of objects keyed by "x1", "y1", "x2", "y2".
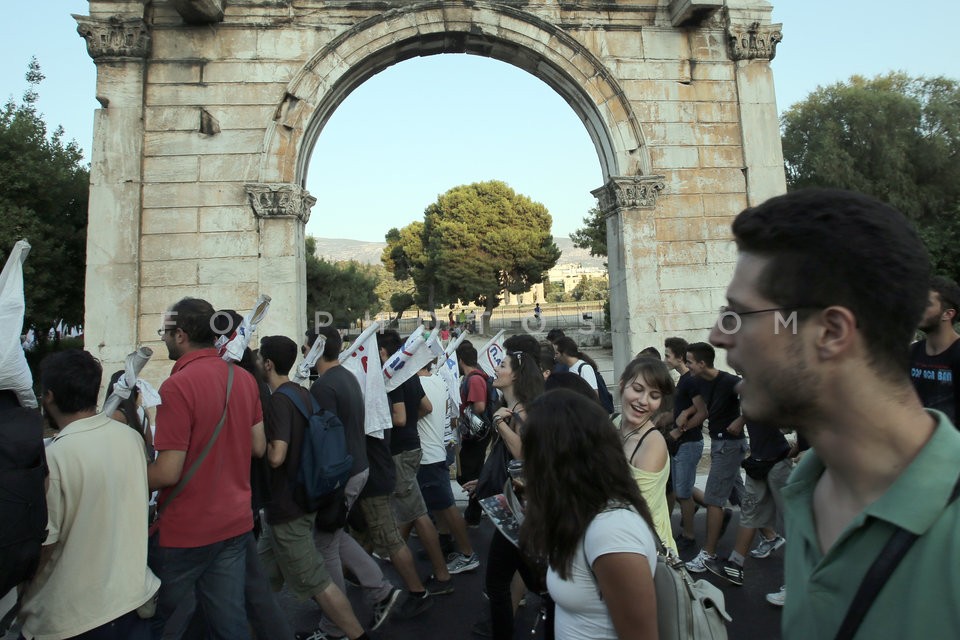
[{"x1": 3, "y1": 187, "x2": 960, "y2": 640}]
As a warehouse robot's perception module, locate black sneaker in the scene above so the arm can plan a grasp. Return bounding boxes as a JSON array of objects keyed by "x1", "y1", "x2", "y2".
[
  {"x1": 371, "y1": 587, "x2": 402, "y2": 630},
  {"x1": 704, "y1": 556, "x2": 744, "y2": 586},
  {"x1": 394, "y1": 592, "x2": 433, "y2": 619},
  {"x1": 424, "y1": 575, "x2": 455, "y2": 596}
]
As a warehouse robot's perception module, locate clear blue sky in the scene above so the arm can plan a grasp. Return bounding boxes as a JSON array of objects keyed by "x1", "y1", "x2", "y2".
[{"x1": 5, "y1": 1, "x2": 957, "y2": 242}]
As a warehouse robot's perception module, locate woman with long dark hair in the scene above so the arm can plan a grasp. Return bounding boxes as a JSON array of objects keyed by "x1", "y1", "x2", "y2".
[
  {"x1": 474, "y1": 350, "x2": 545, "y2": 639},
  {"x1": 521, "y1": 389, "x2": 659, "y2": 640},
  {"x1": 615, "y1": 356, "x2": 677, "y2": 553}
]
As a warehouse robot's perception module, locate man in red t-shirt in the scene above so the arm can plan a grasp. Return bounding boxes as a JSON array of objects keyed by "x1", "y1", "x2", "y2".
[
  {"x1": 148, "y1": 297, "x2": 266, "y2": 639},
  {"x1": 455, "y1": 341, "x2": 492, "y2": 526}
]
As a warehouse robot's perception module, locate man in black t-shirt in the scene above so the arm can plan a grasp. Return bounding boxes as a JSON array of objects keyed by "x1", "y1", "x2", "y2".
[
  {"x1": 256, "y1": 336, "x2": 368, "y2": 638},
  {"x1": 681, "y1": 343, "x2": 747, "y2": 575},
  {"x1": 910, "y1": 276, "x2": 960, "y2": 425}
]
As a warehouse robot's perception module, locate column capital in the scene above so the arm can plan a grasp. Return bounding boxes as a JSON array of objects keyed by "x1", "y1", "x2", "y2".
[
  {"x1": 74, "y1": 15, "x2": 150, "y2": 60},
  {"x1": 591, "y1": 176, "x2": 666, "y2": 215},
  {"x1": 727, "y1": 21, "x2": 782, "y2": 61},
  {"x1": 245, "y1": 183, "x2": 316, "y2": 224}
]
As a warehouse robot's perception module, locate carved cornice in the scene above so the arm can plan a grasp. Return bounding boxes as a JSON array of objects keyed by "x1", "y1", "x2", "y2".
[
  {"x1": 727, "y1": 21, "x2": 782, "y2": 61},
  {"x1": 74, "y1": 15, "x2": 150, "y2": 60},
  {"x1": 591, "y1": 176, "x2": 666, "y2": 215},
  {"x1": 245, "y1": 184, "x2": 316, "y2": 224}
]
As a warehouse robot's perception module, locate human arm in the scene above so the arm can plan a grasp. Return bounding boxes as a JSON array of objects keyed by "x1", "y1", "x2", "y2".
[
  {"x1": 252, "y1": 421, "x2": 266, "y2": 458},
  {"x1": 148, "y1": 449, "x2": 187, "y2": 491},
  {"x1": 418, "y1": 393, "x2": 433, "y2": 419},
  {"x1": 726, "y1": 415, "x2": 745, "y2": 436},
  {"x1": 591, "y1": 553, "x2": 659, "y2": 640},
  {"x1": 493, "y1": 406, "x2": 524, "y2": 459},
  {"x1": 685, "y1": 395, "x2": 708, "y2": 430},
  {"x1": 266, "y1": 438, "x2": 288, "y2": 468},
  {"x1": 390, "y1": 401, "x2": 406, "y2": 427}
]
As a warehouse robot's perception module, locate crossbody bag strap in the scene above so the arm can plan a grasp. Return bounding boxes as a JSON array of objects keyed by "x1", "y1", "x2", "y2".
[
  {"x1": 155, "y1": 363, "x2": 235, "y2": 519},
  {"x1": 834, "y1": 472, "x2": 960, "y2": 640}
]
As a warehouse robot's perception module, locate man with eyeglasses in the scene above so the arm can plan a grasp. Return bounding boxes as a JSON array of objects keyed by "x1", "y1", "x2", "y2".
[
  {"x1": 709, "y1": 188, "x2": 960, "y2": 640},
  {"x1": 682, "y1": 341, "x2": 745, "y2": 575}
]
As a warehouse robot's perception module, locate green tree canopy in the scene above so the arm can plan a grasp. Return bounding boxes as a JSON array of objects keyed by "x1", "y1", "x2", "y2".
[
  {"x1": 0, "y1": 58, "x2": 89, "y2": 340},
  {"x1": 305, "y1": 236, "x2": 381, "y2": 328},
  {"x1": 781, "y1": 73, "x2": 960, "y2": 279},
  {"x1": 383, "y1": 180, "x2": 561, "y2": 313},
  {"x1": 570, "y1": 206, "x2": 607, "y2": 258},
  {"x1": 570, "y1": 276, "x2": 609, "y2": 302}
]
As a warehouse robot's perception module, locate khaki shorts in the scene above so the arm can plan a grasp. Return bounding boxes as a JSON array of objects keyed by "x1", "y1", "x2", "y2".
[
  {"x1": 391, "y1": 448, "x2": 428, "y2": 524},
  {"x1": 739, "y1": 458, "x2": 793, "y2": 529},
  {"x1": 357, "y1": 494, "x2": 405, "y2": 557},
  {"x1": 257, "y1": 512, "x2": 331, "y2": 600}
]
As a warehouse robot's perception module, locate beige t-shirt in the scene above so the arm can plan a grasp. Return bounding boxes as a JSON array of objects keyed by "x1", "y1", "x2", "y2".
[{"x1": 19, "y1": 413, "x2": 160, "y2": 640}]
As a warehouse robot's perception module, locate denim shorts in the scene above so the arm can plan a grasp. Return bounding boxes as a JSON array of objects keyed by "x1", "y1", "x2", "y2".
[
  {"x1": 391, "y1": 449, "x2": 428, "y2": 524},
  {"x1": 704, "y1": 438, "x2": 747, "y2": 507},
  {"x1": 672, "y1": 440, "x2": 704, "y2": 499},
  {"x1": 417, "y1": 460, "x2": 456, "y2": 511}
]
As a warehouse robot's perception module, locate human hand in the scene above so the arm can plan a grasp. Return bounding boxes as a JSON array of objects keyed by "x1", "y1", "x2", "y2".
[{"x1": 461, "y1": 479, "x2": 478, "y2": 496}]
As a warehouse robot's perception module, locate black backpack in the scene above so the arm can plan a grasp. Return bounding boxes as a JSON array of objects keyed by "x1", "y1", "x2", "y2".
[
  {"x1": 0, "y1": 406, "x2": 48, "y2": 595},
  {"x1": 275, "y1": 387, "x2": 353, "y2": 512},
  {"x1": 577, "y1": 362, "x2": 616, "y2": 414}
]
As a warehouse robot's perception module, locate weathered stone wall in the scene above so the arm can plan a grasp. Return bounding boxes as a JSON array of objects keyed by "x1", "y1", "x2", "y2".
[{"x1": 77, "y1": 0, "x2": 785, "y2": 385}]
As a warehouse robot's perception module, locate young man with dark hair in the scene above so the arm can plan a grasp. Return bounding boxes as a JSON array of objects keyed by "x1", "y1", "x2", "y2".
[
  {"x1": 710, "y1": 188, "x2": 960, "y2": 639},
  {"x1": 455, "y1": 340, "x2": 493, "y2": 526},
  {"x1": 683, "y1": 342, "x2": 745, "y2": 574},
  {"x1": 545, "y1": 328, "x2": 569, "y2": 373},
  {"x1": 19, "y1": 350, "x2": 159, "y2": 640},
  {"x1": 150, "y1": 297, "x2": 266, "y2": 639},
  {"x1": 910, "y1": 275, "x2": 960, "y2": 424},
  {"x1": 256, "y1": 335, "x2": 371, "y2": 640},
  {"x1": 664, "y1": 336, "x2": 705, "y2": 548},
  {"x1": 375, "y1": 331, "x2": 454, "y2": 593},
  {"x1": 307, "y1": 325, "x2": 406, "y2": 634}
]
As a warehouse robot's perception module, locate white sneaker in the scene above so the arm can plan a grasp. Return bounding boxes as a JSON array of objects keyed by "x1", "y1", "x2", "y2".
[
  {"x1": 750, "y1": 534, "x2": 786, "y2": 559},
  {"x1": 766, "y1": 586, "x2": 786, "y2": 607},
  {"x1": 685, "y1": 549, "x2": 715, "y2": 573}
]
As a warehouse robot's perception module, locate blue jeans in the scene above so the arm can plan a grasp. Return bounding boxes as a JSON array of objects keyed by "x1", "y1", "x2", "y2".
[
  {"x1": 20, "y1": 611, "x2": 150, "y2": 640},
  {"x1": 672, "y1": 440, "x2": 704, "y2": 499},
  {"x1": 150, "y1": 532, "x2": 251, "y2": 640}
]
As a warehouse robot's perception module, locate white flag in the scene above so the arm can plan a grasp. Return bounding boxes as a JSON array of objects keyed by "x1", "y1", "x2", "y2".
[
  {"x1": 340, "y1": 323, "x2": 392, "y2": 439},
  {"x1": 102, "y1": 347, "x2": 155, "y2": 417},
  {"x1": 444, "y1": 329, "x2": 470, "y2": 357},
  {"x1": 216, "y1": 294, "x2": 271, "y2": 363},
  {"x1": 0, "y1": 240, "x2": 36, "y2": 408},
  {"x1": 436, "y1": 349, "x2": 461, "y2": 411},
  {"x1": 382, "y1": 326, "x2": 445, "y2": 392},
  {"x1": 478, "y1": 329, "x2": 507, "y2": 378},
  {"x1": 292, "y1": 335, "x2": 326, "y2": 385}
]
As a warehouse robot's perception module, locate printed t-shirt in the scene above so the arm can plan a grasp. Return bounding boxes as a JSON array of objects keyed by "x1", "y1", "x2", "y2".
[
  {"x1": 388, "y1": 376, "x2": 425, "y2": 455},
  {"x1": 311, "y1": 365, "x2": 369, "y2": 475},
  {"x1": 693, "y1": 370, "x2": 743, "y2": 439},
  {"x1": 910, "y1": 338, "x2": 960, "y2": 425},
  {"x1": 417, "y1": 374, "x2": 450, "y2": 465},
  {"x1": 263, "y1": 381, "x2": 309, "y2": 525},
  {"x1": 154, "y1": 349, "x2": 262, "y2": 547},
  {"x1": 547, "y1": 508, "x2": 657, "y2": 640}
]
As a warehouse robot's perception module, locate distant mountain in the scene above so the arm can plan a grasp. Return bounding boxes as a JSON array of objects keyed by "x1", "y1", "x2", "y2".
[{"x1": 311, "y1": 236, "x2": 606, "y2": 269}]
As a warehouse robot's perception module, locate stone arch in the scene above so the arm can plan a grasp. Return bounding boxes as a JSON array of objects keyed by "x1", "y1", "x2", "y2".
[{"x1": 257, "y1": 2, "x2": 653, "y2": 187}]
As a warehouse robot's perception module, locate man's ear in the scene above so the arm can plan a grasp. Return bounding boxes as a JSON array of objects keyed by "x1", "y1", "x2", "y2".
[
  {"x1": 815, "y1": 306, "x2": 858, "y2": 361},
  {"x1": 943, "y1": 307, "x2": 957, "y2": 323}
]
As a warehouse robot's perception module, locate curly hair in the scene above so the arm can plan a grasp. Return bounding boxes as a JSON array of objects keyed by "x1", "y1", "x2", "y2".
[{"x1": 519, "y1": 389, "x2": 655, "y2": 580}]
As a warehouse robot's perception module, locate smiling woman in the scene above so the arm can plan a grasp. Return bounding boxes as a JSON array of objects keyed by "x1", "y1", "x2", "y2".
[{"x1": 615, "y1": 356, "x2": 677, "y2": 553}]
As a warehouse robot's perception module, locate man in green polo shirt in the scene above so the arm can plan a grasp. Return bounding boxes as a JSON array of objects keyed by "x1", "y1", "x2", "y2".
[{"x1": 709, "y1": 188, "x2": 960, "y2": 639}]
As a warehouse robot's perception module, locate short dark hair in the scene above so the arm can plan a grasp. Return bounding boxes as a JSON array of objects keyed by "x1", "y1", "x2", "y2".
[
  {"x1": 376, "y1": 329, "x2": 403, "y2": 356},
  {"x1": 41, "y1": 349, "x2": 102, "y2": 414},
  {"x1": 304, "y1": 327, "x2": 320, "y2": 347},
  {"x1": 664, "y1": 337, "x2": 689, "y2": 360},
  {"x1": 619, "y1": 356, "x2": 675, "y2": 396},
  {"x1": 931, "y1": 275, "x2": 960, "y2": 318},
  {"x1": 732, "y1": 188, "x2": 930, "y2": 377},
  {"x1": 538, "y1": 342, "x2": 556, "y2": 373},
  {"x1": 259, "y1": 335, "x2": 298, "y2": 376},
  {"x1": 686, "y1": 342, "x2": 715, "y2": 368},
  {"x1": 457, "y1": 341, "x2": 479, "y2": 367},
  {"x1": 170, "y1": 297, "x2": 216, "y2": 347},
  {"x1": 544, "y1": 371, "x2": 602, "y2": 404},
  {"x1": 316, "y1": 326, "x2": 343, "y2": 361},
  {"x1": 546, "y1": 328, "x2": 566, "y2": 344},
  {"x1": 637, "y1": 346, "x2": 661, "y2": 360}
]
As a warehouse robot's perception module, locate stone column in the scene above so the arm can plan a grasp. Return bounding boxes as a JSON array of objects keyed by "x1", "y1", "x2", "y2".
[
  {"x1": 592, "y1": 176, "x2": 666, "y2": 376},
  {"x1": 726, "y1": 14, "x2": 787, "y2": 205},
  {"x1": 245, "y1": 183, "x2": 314, "y2": 343},
  {"x1": 74, "y1": 14, "x2": 149, "y2": 375}
]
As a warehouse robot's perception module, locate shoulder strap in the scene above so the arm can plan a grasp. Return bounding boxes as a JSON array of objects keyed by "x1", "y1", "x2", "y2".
[
  {"x1": 576, "y1": 361, "x2": 586, "y2": 375},
  {"x1": 629, "y1": 427, "x2": 657, "y2": 462},
  {"x1": 276, "y1": 385, "x2": 321, "y2": 420},
  {"x1": 156, "y1": 363, "x2": 235, "y2": 518},
  {"x1": 835, "y1": 472, "x2": 960, "y2": 640}
]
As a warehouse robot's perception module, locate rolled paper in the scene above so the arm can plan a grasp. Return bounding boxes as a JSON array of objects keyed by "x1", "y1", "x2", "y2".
[
  {"x1": 103, "y1": 346, "x2": 154, "y2": 417},
  {"x1": 292, "y1": 334, "x2": 327, "y2": 385}
]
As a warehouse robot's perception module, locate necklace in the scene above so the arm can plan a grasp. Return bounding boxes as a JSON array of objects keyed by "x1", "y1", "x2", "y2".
[{"x1": 619, "y1": 417, "x2": 651, "y2": 442}]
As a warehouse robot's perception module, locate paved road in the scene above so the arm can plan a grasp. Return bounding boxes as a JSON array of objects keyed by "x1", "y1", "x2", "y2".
[{"x1": 282, "y1": 505, "x2": 785, "y2": 640}]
